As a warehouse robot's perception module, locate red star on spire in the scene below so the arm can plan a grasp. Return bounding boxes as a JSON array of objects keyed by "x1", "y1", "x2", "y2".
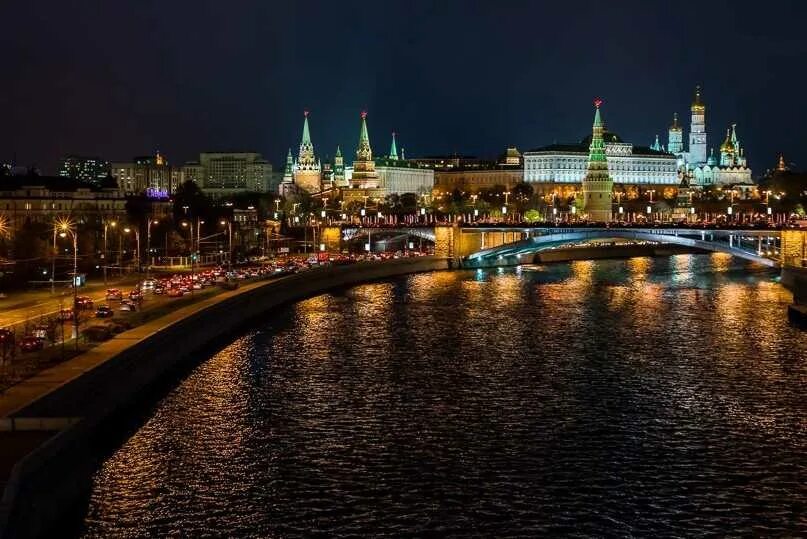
[
  {"x1": 593, "y1": 98, "x2": 603, "y2": 109},
  {"x1": 360, "y1": 110, "x2": 367, "y2": 119},
  {"x1": 303, "y1": 109, "x2": 310, "y2": 117}
]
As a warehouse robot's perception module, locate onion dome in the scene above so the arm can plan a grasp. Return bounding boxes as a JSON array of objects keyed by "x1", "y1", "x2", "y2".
[{"x1": 719, "y1": 128, "x2": 734, "y2": 153}]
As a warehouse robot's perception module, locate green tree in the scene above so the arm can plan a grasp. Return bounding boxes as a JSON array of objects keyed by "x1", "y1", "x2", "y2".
[{"x1": 524, "y1": 209, "x2": 541, "y2": 223}]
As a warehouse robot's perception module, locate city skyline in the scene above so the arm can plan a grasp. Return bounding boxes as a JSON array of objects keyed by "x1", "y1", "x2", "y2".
[{"x1": 1, "y1": 1, "x2": 805, "y2": 173}]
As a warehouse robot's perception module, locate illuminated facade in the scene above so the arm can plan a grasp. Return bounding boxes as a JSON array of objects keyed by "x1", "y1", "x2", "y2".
[
  {"x1": 667, "y1": 87, "x2": 752, "y2": 186},
  {"x1": 0, "y1": 176, "x2": 128, "y2": 233},
  {"x1": 110, "y1": 151, "x2": 180, "y2": 196},
  {"x1": 343, "y1": 132, "x2": 433, "y2": 198},
  {"x1": 58, "y1": 155, "x2": 110, "y2": 187},
  {"x1": 523, "y1": 137, "x2": 678, "y2": 185}
]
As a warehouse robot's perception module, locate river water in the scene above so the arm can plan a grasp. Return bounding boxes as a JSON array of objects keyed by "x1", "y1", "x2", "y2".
[{"x1": 80, "y1": 255, "x2": 806, "y2": 537}]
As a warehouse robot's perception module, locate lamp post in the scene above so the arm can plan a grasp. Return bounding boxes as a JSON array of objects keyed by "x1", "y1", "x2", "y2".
[
  {"x1": 220, "y1": 219, "x2": 232, "y2": 272},
  {"x1": 181, "y1": 220, "x2": 195, "y2": 291},
  {"x1": 51, "y1": 226, "x2": 57, "y2": 295},
  {"x1": 146, "y1": 219, "x2": 158, "y2": 279},
  {"x1": 103, "y1": 220, "x2": 116, "y2": 285},
  {"x1": 52, "y1": 218, "x2": 73, "y2": 294},
  {"x1": 57, "y1": 221, "x2": 78, "y2": 350},
  {"x1": 123, "y1": 227, "x2": 140, "y2": 273}
]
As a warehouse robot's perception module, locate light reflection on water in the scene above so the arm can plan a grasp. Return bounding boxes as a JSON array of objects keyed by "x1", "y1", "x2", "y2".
[{"x1": 81, "y1": 255, "x2": 807, "y2": 537}]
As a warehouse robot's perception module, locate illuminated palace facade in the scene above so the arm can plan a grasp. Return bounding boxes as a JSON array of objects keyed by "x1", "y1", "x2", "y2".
[
  {"x1": 523, "y1": 123, "x2": 679, "y2": 189},
  {"x1": 523, "y1": 87, "x2": 752, "y2": 191}
]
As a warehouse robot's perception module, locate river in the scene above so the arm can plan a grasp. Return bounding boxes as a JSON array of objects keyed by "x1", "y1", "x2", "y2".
[{"x1": 79, "y1": 254, "x2": 807, "y2": 536}]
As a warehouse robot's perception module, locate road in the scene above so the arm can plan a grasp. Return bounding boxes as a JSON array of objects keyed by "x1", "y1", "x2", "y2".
[{"x1": 0, "y1": 275, "x2": 143, "y2": 329}]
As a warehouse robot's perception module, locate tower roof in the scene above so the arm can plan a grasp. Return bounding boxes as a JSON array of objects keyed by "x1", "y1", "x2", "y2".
[
  {"x1": 284, "y1": 148, "x2": 293, "y2": 174},
  {"x1": 691, "y1": 85, "x2": 705, "y2": 112},
  {"x1": 389, "y1": 132, "x2": 399, "y2": 160},
  {"x1": 670, "y1": 112, "x2": 682, "y2": 131},
  {"x1": 301, "y1": 110, "x2": 312, "y2": 146},
  {"x1": 358, "y1": 110, "x2": 369, "y2": 146},
  {"x1": 587, "y1": 98, "x2": 607, "y2": 164},
  {"x1": 355, "y1": 110, "x2": 373, "y2": 162},
  {"x1": 593, "y1": 97, "x2": 603, "y2": 128},
  {"x1": 335, "y1": 145, "x2": 342, "y2": 157}
]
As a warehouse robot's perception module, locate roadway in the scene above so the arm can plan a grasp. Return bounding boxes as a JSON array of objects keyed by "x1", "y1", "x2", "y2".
[{"x1": 0, "y1": 275, "x2": 142, "y2": 329}]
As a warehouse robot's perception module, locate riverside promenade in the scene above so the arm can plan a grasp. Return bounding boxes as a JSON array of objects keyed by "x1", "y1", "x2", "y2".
[{"x1": 0, "y1": 256, "x2": 450, "y2": 539}]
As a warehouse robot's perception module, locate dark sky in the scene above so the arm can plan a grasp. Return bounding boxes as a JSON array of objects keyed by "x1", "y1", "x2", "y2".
[{"x1": 1, "y1": 0, "x2": 805, "y2": 175}]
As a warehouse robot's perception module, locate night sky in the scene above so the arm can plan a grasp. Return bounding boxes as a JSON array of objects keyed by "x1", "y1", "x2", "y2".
[{"x1": 1, "y1": 0, "x2": 805, "y2": 175}]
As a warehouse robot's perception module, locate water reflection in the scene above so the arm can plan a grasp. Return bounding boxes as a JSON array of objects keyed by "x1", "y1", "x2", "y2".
[{"x1": 81, "y1": 255, "x2": 807, "y2": 537}]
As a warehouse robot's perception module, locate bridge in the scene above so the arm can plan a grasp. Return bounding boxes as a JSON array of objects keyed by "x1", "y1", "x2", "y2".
[
  {"x1": 320, "y1": 224, "x2": 807, "y2": 270},
  {"x1": 458, "y1": 227, "x2": 786, "y2": 268}
]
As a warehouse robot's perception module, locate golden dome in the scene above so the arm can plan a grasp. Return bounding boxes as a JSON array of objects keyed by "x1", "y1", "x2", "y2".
[
  {"x1": 691, "y1": 85, "x2": 705, "y2": 112},
  {"x1": 719, "y1": 128, "x2": 734, "y2": 153}
]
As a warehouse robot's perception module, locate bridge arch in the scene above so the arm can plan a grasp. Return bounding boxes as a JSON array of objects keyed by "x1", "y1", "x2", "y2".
[{"x1": 461, "y1": 228, "x2": 781, "y2": 268}]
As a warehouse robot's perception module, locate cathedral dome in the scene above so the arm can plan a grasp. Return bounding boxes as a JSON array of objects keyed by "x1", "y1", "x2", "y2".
[{"x1": 720, "y1": 129, "x2": 734, "y2": 153}]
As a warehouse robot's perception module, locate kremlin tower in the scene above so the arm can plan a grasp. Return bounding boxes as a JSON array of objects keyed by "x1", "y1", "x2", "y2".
[
  {"x1": 350, "y1": 111, "x2": 379, "y2": 189},
  {"x1": 333, "y1": 145, "x2": 346, "y2": 187},
  {"x1": 667, "y1": 112, "x2": 683, "y2": 154},
  {"x1": 581, "y1": 98, "x2": 613, "y2": 222},
  {"x1": 688, "y1": 86, "x2": 707, "y2": 165},
  {"x1": 293, "y1": 110, "x2": 322, "y2": 193}
]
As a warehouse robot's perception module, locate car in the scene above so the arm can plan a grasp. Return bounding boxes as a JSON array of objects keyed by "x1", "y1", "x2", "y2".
[
  {"x1": 32, "y1": 325, "x2": 50, "y2": 340},
  {"x1": 95, "y1": 305, "x2": 114, "y2": 318},
  {"x1": 141, "y1": 279, "x2": 157, "y2": 290},
  {"x1": 153, "y1": 286, "x2": 165, "y2": 295},
  {"x1": 19, "y1": 335, "x2": 44, "y2": 352},
  {"x1": 166, "y1": 288, "x2": 183, "y2": 298},
  {"x1": 0, "y1": 328, "x2": 14, "y2": 345},
  {"x1": 128, "y1": 289, "x2": 143, "y2": 302},
  {"x1": 58, "y1": 308, "x2": 74, "y2": 321},
  {"x1": 75, "y1": 296, "x2": 94, "y2": 310},
  {"x1": 105, "y1": 289, "x2": 123, "y2": 301},
  {"x1": 119, "y1": 300, "x2": 136, "y2": 312}
]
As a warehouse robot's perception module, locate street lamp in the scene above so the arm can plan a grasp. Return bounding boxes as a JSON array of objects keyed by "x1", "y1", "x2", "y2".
[
  {"x1": 180, "y1": 219, "x2": 197, "y2": 291},
  {"x1": 52, "y1": 218, "x2": 73, "y2": 294},
  {"x1": 220, "y1": 219, "x2": 232, "y2": 272},
  {"x1": 146, "y1": 219, "x2": 159, "y2": 279},
  {"x1": 123, "y1": 226, "x2": 140, "y2": 273},
  {"x1": 56, "y1": 221, "x2": 79, "y2": 349},
  {"x1": 103, "y1": 220, "x2": 116, "y2": 285}
]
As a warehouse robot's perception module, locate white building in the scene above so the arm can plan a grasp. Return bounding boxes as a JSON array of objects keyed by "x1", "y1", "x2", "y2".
[
  {"x1": 344, "y1": 161, "x2": 433, "y2": 196},
  {"x1": 523, "y1": 133, "x2": 679, "y2": 186}
]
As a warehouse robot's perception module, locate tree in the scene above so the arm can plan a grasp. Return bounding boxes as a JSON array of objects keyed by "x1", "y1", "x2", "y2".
[
  {"x1": 524, "y1": 209, "x2": 541, "y2": 223},
  {"x1": 173, "y1": 180, "x2": 212, "y2": 222}
]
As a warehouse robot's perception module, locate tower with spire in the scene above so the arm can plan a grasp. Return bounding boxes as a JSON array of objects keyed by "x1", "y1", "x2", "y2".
[
  {"x1": 667, "y1": 112, "x2": 683, "y2": 155},
  {"x1": 332, "y1": 145, "x2": 346, "y2": 187},
  {"x1": 350, "y1": 111, "x2": 379, "y2": 189},
  {"x1": 388, "y1": 132, "x2": 399, "y2": 160},
  {"x1": 688, "y1": 85, "x2": 707, "y2": 165},
  {"x1": 581, "y1": 98, "x2": 613, "y2": 222},
  {"x1": 293, "y1": 110, "x2": 322, "y2": 193}
]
